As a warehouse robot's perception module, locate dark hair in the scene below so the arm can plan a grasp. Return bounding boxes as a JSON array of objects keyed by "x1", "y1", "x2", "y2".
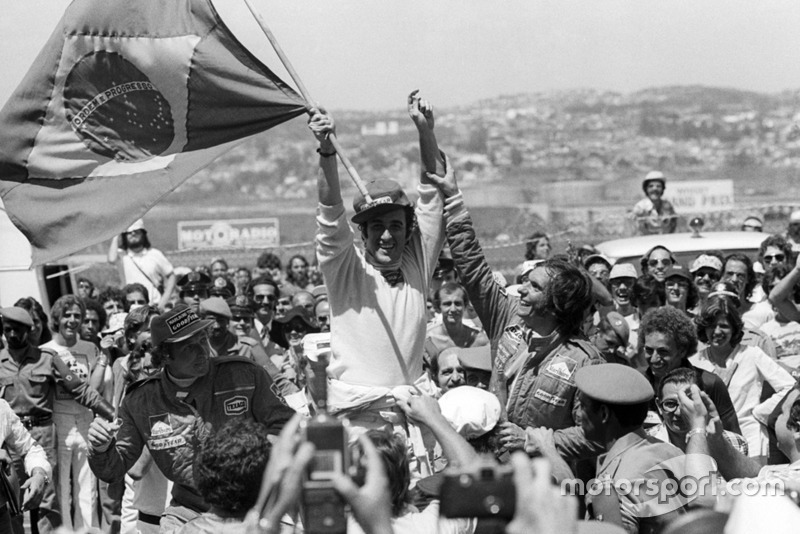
[
  {"x1": 123, "y1": 283, "x2": 150, "y2": 307},
  {"x1": 524, "y1": 231, "x2": 550, "y2": 261},
  {"x1": 657, "y1": 366, "x2": 698, "y2": 399},
  {"x1": 98, "y1": 286, "x2": 126, "y2": 310},
  {"x1": 119, "y1": 229, "x2": 151, "y2": 250},
  {"x1": 246, "y1": 276, "x2": 279, "y2": 298},
  {"x1": 49, "y1": 295, "x2": 85, "y2": 333},
  {"x1": 640, "y1": 246, "x2": 676, "y2": 276},
  {"x1": 722, "y1": 253, "x2": 757, "y2": 300},
  {"x1": 787, "y1": 396, "x2": 800, "y2": 433},
  {"x1": 539, "y1": 259, "x2": 593, "y2": 337},
  {"x1": 124, "y1": 305, "x2": 159, "y2": 345},
  {"x1": 77, "y1": 277, "x2": 94, "y2": 290},
  {"x1": 695, "y1": 298, "x2": 744, "y2": 346},
  {"x1": 365, "y1": 430, "x2": 410, "y2": 517},
  {"x1": 210, "y1": 257, "x2": 229, "y2": 271},
  {"x1": 81, "y1": 298, "x2": 107, "y2": 331},
  {"x1": 759, "y1": 234, "x2": 793, "y2": 264},
  {"x1": 14, "y1": 297, "x2": 51, "y2": 344},
  {"x1": 256, "y1": 251, "x2": 282, "y2": 271},
  {"x1": 632, "y1": 275, "x2": 666, "y2": 309},
  {"x1": 285, "y1": 254, "x2": 310, "y2": 286},
  {"x1": 666, "y1": 274, "x2": 699, "y2": 311},
  {"x1": 357, "y1": 207, "x2": 418, "y2": 244},
  {"x1": 639, "y1": 306, "x2": 698, "y2": 359},
  {"x1": 194, "y1": 419, "x2": 271, "y2": 514}
]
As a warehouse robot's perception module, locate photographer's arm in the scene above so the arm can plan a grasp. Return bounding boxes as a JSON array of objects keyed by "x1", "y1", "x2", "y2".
[
  {"x1": 398, "y1": 394, "x2": 479, "y2": 468},
  {"x1": 506, "y1": 453, "x2": 578, "y2": 534}
]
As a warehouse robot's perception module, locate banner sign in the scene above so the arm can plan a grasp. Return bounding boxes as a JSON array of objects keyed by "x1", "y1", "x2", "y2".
[
  {"x1": 177, "y1": 218, "x2": 279, "y2": 250},
  {"x1": 663, "y1": 180, "x2": 734, "y2": 213}
]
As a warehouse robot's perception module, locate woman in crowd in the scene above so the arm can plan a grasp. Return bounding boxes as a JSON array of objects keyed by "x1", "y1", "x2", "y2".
[
  {"x1": 691, "y1": 298, "x2": 795, "y2": 461},
  {"x1": 285, "y1": 254, "x2": 313, "y2": 291},
  {"x1": 14, "y1": 296, "x2": 51, "y2": 346},
  {"x1": 524, "y1": 231, "x2": 551, "y2": 261},
  {"x1": 639, "y1": 245, "x2": 676, "y2": 283},
  {"x1": 663, "y1": 266, "x2": 699, "y2": 316}
]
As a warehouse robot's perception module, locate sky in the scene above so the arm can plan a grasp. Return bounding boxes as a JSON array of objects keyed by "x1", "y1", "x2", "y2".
[{"x1": 2, "y1": 0, "x2": 800, "y2": 111}]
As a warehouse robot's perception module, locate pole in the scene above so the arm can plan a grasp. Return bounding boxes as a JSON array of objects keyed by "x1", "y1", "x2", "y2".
[{"x1": 242, "y1": 0, "x2": 372, "y2": 202}]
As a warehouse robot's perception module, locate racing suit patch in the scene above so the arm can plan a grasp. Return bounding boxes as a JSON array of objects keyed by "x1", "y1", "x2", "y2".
[
  {"x1": 149, "y1": 413, "x2": 173, "y2": 438},
  {"x1": 149, "y1": 435, "x2": 187, "y2": 450},
  {"x1": 544, "y1": 355, "x2": 577, "y2": 383},
  {"x1": 224, "y1": 395, "x2": 248, "y2": 416},
  {"x1": 534, "y1": 388, "x2": 568, "y2": 407}
]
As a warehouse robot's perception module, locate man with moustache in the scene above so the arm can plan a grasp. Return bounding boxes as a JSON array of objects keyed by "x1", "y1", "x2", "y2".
[
  {"x1": 245, "y1": 277, "x2": 285, "y2": 368},
  {"x1": 631, "y1": 170, "x2": 677, "y2": 235},
  {"x1": 424, "y1": 159, "x2": 604, "y2": 460},
  {"x1": 0, "y1": 307, "x2": 113, "y2": 533},
  {"x1": 87, "y1": 305, "x2": 293, "y2": 531}
]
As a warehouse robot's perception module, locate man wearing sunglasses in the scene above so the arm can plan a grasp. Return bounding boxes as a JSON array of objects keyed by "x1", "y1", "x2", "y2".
[
  {"x1": 87, "y1": 305, "x2": 293, "y2": 532},
  {"x1": 689, "y1": 254, "x2": 723, "y2": 311},
  {"x1": 741, "y1": 235, "x2": 794, "y2": 330}
]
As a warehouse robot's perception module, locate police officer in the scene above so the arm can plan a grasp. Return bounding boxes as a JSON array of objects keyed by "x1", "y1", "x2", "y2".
[
  {"x1": 578, "y1": 364, "x2": 693, "y2": 534},
  {"x1": 0, "y1": 307, "x2": 113, "y2": 533},
  {"x1": 177, "y1": 271, "x2": 212, "y2": 314},
  {"x1": 208, "y1": 276, "x2": 235, "y2": 300},
  {"x1": 199, "y1": 298, "x2": 272, "y2": 368},
  {"x1": 87, "y1": 305, "x2": 293, "y2": 531}
]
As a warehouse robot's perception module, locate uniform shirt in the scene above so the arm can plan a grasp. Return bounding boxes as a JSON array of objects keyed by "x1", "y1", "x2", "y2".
[
  {"x1": 0, "y1": 399, "x2": 51, "y2": 477},
  {"x1": 121, "y1": 247, "x2": 173, "y2": 306},
  {"x1": 89, "y1": 357, "x2": 293, "y2": 512},
  {"x1": 587, "y1": 429, "x2": 686, "y2": 534},
  {"x1": 0, "y1": 345, "x2": 107, "y2": 419},
  {"x1": 41, "y1": 339, "x2": 99, "y2": 416}
]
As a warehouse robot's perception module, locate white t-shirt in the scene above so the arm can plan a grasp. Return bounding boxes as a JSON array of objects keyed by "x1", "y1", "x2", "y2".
[{"x1": 120, "y1": 247, "x2": 173, "y2": 305}]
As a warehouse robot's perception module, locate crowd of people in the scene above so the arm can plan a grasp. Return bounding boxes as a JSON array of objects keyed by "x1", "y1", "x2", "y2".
[{"x1": 0, "y1": 92, "x2": 799, "y2": 534}]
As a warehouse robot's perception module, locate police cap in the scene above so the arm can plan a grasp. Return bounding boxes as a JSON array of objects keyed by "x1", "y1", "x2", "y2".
[{"x1": 575, "y1": 363, "x2": 653, "y2": 405}]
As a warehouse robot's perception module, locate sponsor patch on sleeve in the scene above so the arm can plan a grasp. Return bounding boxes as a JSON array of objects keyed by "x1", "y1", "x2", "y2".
[{"x1": 544, "y1": 354, "x2": 577, "y2": 383}]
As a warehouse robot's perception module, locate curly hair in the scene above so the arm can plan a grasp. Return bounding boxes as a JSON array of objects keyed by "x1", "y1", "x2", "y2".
[
  {"x1": 758, "y1": 234, "x2": 793, "y2": 264},
  {"x1": 632, "y1": 275, "x2": 666, "y2": 309},
  {"x1": 81, "y1": 298, "x2": 107, "y2": 332},
  {"x1": 640, "y1": 246, "x2": 676, "y2": 277},
  {"x1": 194, "y1": 419, "x2": 271, "y2": 515},
  {"x1": 695, "y1": 298, "x2": 744, "y2": 346},
  {"x1": 285, "y1": 254, "x2": 311, "y2": 287},
  {"x1": 98, "y1": 286, "x2": 126, "y2": 310},
  {"x1": 119, "y1": 229, "x2": 151, "y2": 250},
  {"x1": 524, "y1": 231, "x2": 550, "y2": 261},
  {"x1": 365, "y1": 429, "x2": 410, "y2": 517},
  {"x1": 540, "y1": 258, "x2": 593, "y2": 337},
  {"x1": 49, "y1": 295, "x2": 85, "y2": 333},
  {"x1": 638, "y1": 306, "x2": 698, "y2": 359},
  {"x1": 256, "y1": 251, "x2": 282, "y2": 271}
]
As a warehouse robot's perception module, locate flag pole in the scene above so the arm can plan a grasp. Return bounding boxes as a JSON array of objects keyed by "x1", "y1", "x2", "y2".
[{"x1": 242, "y1": 0, "x2": 372, "y2": 202}]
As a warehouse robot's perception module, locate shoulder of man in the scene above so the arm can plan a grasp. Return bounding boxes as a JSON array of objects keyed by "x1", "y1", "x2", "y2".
[
  {"x1": 125, "y1": 374, "x2": 161, "y2": 396},
  {"x1": 212, "y1": 355, "x2": 259, "y2": 369},
  {"x1": 564, "y1": 337, "x2": 604, "y2": 362}
]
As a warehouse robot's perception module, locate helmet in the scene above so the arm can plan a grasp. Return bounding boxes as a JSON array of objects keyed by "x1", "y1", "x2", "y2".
[{"x1": 642, "y1": 171, "x2": 666, "y2": 193}]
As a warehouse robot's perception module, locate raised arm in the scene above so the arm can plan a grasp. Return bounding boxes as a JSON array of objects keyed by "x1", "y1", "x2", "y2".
[
  {"x1": 308, "y1": 107, "x2": 342, "y2": 207},
  {"x1": 408, "y1": 89, "x2": 444, "y2": 178},
  {"x1": 769, "y1": 253, "x2": 800, "y2": 322},
  {"x1": 107, "y1": 234, "x2": 120, "y2": 263}
]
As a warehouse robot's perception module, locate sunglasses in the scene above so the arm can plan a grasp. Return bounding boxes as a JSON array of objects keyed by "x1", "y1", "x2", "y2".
[
  {"x1": 253, "y1": 294, "x2": 276, "y2": 304},
  {"x1": 763, "y1": 254, "x2": 785, "y2": 263},
  {"x1": 648, "y1": 258, "x2": 673, "y2": 268},
  {"x1": 694, "y1": 271, "x2": 720, "y2": 281}
]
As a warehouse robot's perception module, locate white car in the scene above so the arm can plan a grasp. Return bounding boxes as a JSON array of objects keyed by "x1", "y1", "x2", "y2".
[{"x1": 595, "y1": 230, "x2": 769, "y2": 272}]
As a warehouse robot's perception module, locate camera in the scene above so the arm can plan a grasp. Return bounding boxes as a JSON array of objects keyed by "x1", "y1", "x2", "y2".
[
  {"x1": 300, "y1": 407, "x2": 350, "y2": 533},
  {"x1": 439, "y1": 463, "x2": 515, "y2": 520}
]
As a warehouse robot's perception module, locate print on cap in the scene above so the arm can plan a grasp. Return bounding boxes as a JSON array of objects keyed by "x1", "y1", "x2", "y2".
[
  {"x1": 64, "y1": 51, "x2": 175, "y2": 162},
  {"x1": 166, "y1": 308, "x2": 199, "y2": 335}
]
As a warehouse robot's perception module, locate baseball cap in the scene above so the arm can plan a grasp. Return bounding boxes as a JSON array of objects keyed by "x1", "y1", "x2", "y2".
[
  {"x1": 576, "y1": 363, "x2": 653, "y2": 405},
  {"x1": 438, "y1": 386, "x2": 502, "y2": 439},
  {"x1": 642, "y1": 171, "x2": 666, "y2": 192},
  {"x1": 663, "y1": 265, "x2": 691, "y2": 282},
  {"x1": 584, "y1": 254, "x2": 612, "y2": 270},
  {"x1": 200, "y1": 298, "x2": 232, "y2": 320},
  {"x1": 609, "y1": 263, "x2": 638, "y2": 280},
  {"x1": 351, "y1": 179, "x2": 412, "y2": 224},
  {"x1": 150, "y1": 305, "x2": 213, "y2": 347},
  {"x1": 690, "y1": 254, "x2": 723, "y2": 274},
  {"x1": 0, "y1": 307, "x2": 33, "y2": 328}
]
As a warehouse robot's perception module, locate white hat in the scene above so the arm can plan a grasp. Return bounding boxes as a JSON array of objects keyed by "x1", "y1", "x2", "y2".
[
  {"x1": 690, "y1": 254, "x2": 723, "y2": 274},
  {"x1": 126, "y1": 219, "x2": 145, "y2": 233},
  {"x1": 517, "y1": 259, "x2": 544, "y2": 279},
  {"x1": 790, "y1": 210, "x2": 800, "y2": 222},
  {"x1": 101, "y1": 312, "x2": 128, "y2": 335},
  {"x1": 438, "y1": 386, "x2": 501, "y2": 439},
  {"x1": 609, "y1": 263, "x2": 638, "y2": 280},
  {"x1": 753, "y1": 261, "x2": 765, "y2": 275},
  {"x1": 645, "y1": 171, "x2": 665, "y2": 181}
]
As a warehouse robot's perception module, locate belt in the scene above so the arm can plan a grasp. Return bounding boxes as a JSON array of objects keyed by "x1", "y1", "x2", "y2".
[
  {"x1": 138, "y1": 511, "x2": 161, "y2": 525},
  {"x1": 18, "y1": 415, "x2": 52, "y2": 429}
]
